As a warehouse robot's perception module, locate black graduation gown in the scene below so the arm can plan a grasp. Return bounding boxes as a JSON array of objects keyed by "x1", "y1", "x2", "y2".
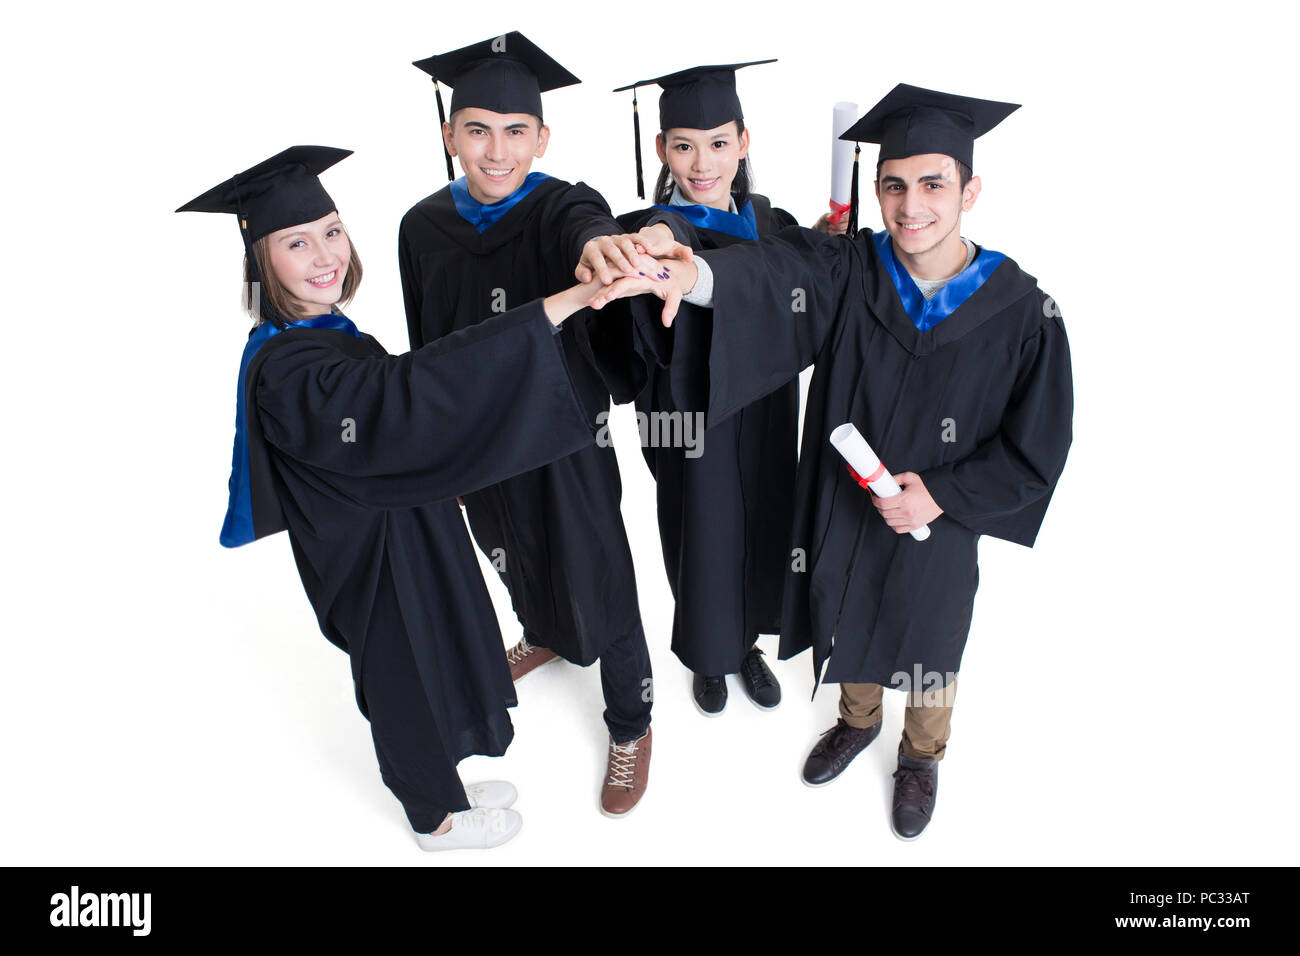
[
  {"x1": 598, "y1": 196, "x2": 799, "y2": 674},
  {"x1": 245, "y1": 300, "x2": 596, "y2": 761},
  {"x1": 660, "y1": 227, "x2": 1073, "y2": 688},
  {"x1": 398, "y1": 177, "x2": 644, "y2": 666}
]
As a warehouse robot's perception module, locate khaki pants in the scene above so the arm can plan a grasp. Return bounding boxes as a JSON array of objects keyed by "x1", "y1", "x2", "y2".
[{"x1": 838, "y1": 675, "x2": 958, "y2": 762}]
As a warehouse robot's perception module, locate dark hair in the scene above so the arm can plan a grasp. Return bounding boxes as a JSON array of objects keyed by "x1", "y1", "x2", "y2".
[
  {"x1": 875, "y1": 155, "x2": 973, "y2": 189},
  {"x1": 653, "y1": 117, "x2": 753, "y2": 207},
  {"x1": 242, "y1": 229, "x2": 363, "y2": 326}
]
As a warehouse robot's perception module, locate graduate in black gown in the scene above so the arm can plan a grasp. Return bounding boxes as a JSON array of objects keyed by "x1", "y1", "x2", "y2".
[
  {"x1": 593, "y1": 61, "x2": 803, "y2": 716},
  {"x1": 178, "y1": 146, "x2": 614, "y2": 850},
  {"x1": 591, "y1": 85, "x2": 1074, "y2": 839},
  {"x1": 397, "y1": 33, "x2": 689, "y2": 817}
]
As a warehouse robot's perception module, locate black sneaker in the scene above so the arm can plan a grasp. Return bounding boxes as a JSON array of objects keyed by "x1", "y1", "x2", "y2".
[
  {"x1": 692, "y1": 672, "x2": 727, "y2": 716},
  {"x1": 891, "y1": 745, "x2": 939, "y2": 840},
  {"x1": 739, "y1": 646, "x2": 781, "y2": 710},
  {"x1": 801, "y1": 718, "x2": 883, "y2": 787}
]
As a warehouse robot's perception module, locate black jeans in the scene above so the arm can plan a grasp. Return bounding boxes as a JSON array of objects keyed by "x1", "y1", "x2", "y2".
[{"x1": 529, "y1": 623, "x2": 653, "y2": 743}]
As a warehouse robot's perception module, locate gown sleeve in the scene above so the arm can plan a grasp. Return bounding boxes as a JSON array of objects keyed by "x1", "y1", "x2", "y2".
[
  {"x1": 627, "y1": 209, "x2": 692, "y2": 372},
  {"x1": 920, "y1": 305, "x2": 1074, "y2": 547},
  {"x1": 254, "y1": 299, "x2": 596, "y2": 510},
  {"x1": 397, "y1": 210, "x2": 434, "y2": 351},
  {"x1": 641, "y1": 207, "x2": 698, "y2": 246},
  {"x1": 576, "y1": 207, "x2": 688, "y2": 405},
  {"x1": 770, "y1": 206, "x2": 799, "y2": 230},
  {"x1": 672, "y1": 226, "x2": 856, "y2": 427},
  {"x1": 552, "y1": 182, "x2": 623, "y2": 269}
]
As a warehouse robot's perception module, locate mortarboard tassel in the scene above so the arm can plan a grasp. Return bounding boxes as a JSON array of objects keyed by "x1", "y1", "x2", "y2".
[
  {"x1": 632, "y1": 89, "x2": 645, "y2": 200},
  {"x1": 232, "y1": 181, "x2": 285, "y2": 330},
  {"x1": 847, "y1": 144, "x2": 860, "y2": 239},
  {"x1": 434, "y1": 79, "x2": 454, "y2": 181}
]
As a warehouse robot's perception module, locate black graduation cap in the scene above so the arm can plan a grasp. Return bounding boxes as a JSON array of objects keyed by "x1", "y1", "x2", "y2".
[
  {"x1": 175, "y1": 145, "x2": 352, "y2": 326},
  {"x1": 840, "y1": 83, "x2": 1019, "y2": 171},
  {"x1": 176, "y1": 145, "x2": 351, "y2": 242},
  {"x1": 614, "y1": 60, "x2": 775, "y2": 200},
  {"x1": 838, "y1": 84, "x2": 1019, "y2": 238},
  {"x1": 413, "y1": 32, "x2": 580, "y2": 181}
]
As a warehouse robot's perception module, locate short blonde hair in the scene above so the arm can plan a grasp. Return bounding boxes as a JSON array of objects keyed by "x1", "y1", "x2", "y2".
[{"x1": 242, "y1": 230, "x2": 363, "y2": 325}]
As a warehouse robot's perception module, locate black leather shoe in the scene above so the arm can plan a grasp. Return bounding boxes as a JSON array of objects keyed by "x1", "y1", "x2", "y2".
[
  {"x1": 739, "y1": 646, "x2": 781, "y2": 709},
  {"x1": 891, "y1": 745, "x2": 939, "y2": 840},
  {"x1": 801, "y1": 718, "x2": 882, "y2": 787},
  {"x1": 692, "y1": 673, "x2": 727, "y2": 716}
]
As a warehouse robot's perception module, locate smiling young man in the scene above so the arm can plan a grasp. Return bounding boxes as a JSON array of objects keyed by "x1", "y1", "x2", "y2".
[
  {"x1": 591, "y1": 83, "x2": 1074, "y2": 839},
  {"x1": 397, "y1": 33, "x2": 686, "y2": 818}
]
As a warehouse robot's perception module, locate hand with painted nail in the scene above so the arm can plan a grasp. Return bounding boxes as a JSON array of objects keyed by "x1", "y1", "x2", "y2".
[
  {"x1": 576, "y1": 233, "x2": 663, "y2": 285},
  {"x1": 588, "y1": 257, "x2": 696, "y2": 327}
]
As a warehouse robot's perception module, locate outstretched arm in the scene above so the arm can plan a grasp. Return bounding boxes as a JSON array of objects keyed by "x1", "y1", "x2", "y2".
[
  {"x1": 257, "y1": 280, "x2": 612, "y2": 510},
  {"x1": 592, "y1": 226, "x2": 855, "y2": 427}
]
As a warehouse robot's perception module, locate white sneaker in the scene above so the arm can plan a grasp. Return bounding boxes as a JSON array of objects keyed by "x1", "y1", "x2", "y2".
[
  {"x1": 416, "y1": 808, "x2": 522, "y2": 851},
  {"x1": 465, "y1": 780, "x2": 518, "y2": 810}
]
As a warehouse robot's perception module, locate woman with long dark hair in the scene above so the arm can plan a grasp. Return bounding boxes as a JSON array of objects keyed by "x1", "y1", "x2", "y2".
[{"x1": 602, "y1": 62, "x2": 808, "y2": 715}]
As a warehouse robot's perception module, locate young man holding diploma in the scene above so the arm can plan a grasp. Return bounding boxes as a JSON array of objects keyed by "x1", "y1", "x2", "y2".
[{"x1": 592, "y1": 84, "x2": 1074, "y2": 839}]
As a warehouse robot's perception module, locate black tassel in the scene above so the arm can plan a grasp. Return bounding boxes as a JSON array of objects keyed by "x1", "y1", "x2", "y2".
[
  {"x1": 632, "y1": 89, "x2": 645, "y2": 200},
  {"x1": 847, "y1": 144, "x2": 860, "y2": 239},
  {"x1": 234, "y1": 184, "x2": 284, "y2": 330},
  {"x1": 434, "y1": 79, "x2": 454, "y2": 181},
  {"x1": 242, "y1": 240, "x2": 284, "y2": 329}
]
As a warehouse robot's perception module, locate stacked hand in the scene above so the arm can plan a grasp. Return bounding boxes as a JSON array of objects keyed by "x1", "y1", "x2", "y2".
[
  {"x1": 576, "y1": 222, "x2": 694, "y2": 285},
  {"x1": 545, "y1": 258, "x2": 694, "y2": 326},
  {"x1": 587, "y1": 257, "x2": 696, "y2": 327}
]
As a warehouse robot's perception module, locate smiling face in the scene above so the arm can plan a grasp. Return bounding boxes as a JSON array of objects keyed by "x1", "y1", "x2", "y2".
[
  {"x1": 265, "y1": 212, "x2": 351, "y2": 318},
  {"x1": 444, "y1": 108, "x2": 550, "y2": 203},
  {"x1": 875, "y1": 153, "x2": 981, "y2": 279},
  {"x1": 655, "y1": 122, "x2": 749, "y2": 211}
]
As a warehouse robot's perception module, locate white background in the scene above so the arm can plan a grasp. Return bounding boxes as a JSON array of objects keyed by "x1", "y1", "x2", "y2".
[{"x1": 2, "y1": 0, "x2": 1296, "y2": 866}]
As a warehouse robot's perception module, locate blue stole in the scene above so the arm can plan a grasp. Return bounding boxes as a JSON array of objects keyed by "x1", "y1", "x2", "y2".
[
  {"x1": 451, "y1": 172, "x2": 550, "y2": 233},
  {"x1": 652, "y1": 200, "x2": 758, "y2": 240},
  {"x1": 221, "y1": 313, "x2": 362, "y2": 548},
  {"x1": 872, "y1": 230, "x2": 1007, "y2": 332}
]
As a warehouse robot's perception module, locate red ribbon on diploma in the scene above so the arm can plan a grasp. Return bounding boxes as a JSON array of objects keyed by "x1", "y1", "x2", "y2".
[{"x1": 847, "y1": 462, "x2": 887, "y2": 488}]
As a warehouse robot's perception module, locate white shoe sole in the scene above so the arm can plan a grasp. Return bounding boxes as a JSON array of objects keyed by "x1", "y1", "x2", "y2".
[
  {"x1": 416, "y1": 810, "x2": 523, "y2": 850},
  {"x1": 693, "y1": 674, "x2": 728, "y2": 717},
  {"x1": 890, "y1": 823, "x2": 926, "y2": 842},
  {"x1": 743, "y1": 689, "x2": 781, "y2": 711},
  {"x1": 693, "y1": 696, "x2": 726, "y2": 717},
  {"x1": 511, "y1": 654, "x2": 560, "y2": 683},
  {"x1": 801, "y1": 772, "x2": 838, "y2": 788},
  {"x1": 599, "y1": 793, "x2": 644, "y2": 819}
]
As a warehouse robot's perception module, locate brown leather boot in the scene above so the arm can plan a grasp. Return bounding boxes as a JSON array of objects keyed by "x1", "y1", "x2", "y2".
[
  {"x1": 600, "y1": 726, "x2": 652, "y2": 817},
  {"x1": 506, "y1": 636, "x2": 558, "y2": 683}
]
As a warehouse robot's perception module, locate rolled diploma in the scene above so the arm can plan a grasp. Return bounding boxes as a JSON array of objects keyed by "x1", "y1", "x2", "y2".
[
  {"x1": 829, "y1": 423, "x2": 931, "y2": 541},
  {"x1": 828, "y1": 101, "x2": 858, "y2": 223}
]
